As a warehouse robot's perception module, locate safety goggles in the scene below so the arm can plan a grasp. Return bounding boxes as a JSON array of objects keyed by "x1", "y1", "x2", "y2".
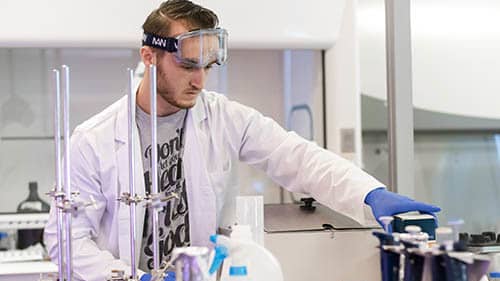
[{"x1": 142, "y1": 28, "x2": 228, "y2": 68}]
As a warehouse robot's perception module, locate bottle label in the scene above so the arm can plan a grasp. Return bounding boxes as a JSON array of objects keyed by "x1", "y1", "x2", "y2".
[{"x1": 19, "y1": 202, "x2": 43, "y2": 211}]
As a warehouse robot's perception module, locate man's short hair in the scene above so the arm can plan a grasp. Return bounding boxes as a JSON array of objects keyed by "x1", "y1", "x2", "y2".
[{"x1": 142, "y1": 0, "x2": 219, "y2": 38}]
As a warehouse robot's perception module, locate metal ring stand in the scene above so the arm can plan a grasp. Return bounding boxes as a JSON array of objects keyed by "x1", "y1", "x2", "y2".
[
  {"x1": 111, "y1": 65, "x2": 178, "y2": 281},
  {"x1": 46, "y1": 65, "x2": 75, "y2": 281},
  {"x1": 46, "y1": 66, "x2": 96, "y2": 281}
]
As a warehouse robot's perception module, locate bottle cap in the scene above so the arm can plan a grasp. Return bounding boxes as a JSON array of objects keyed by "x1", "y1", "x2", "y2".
[{"x1": 231, "y1": 225, "x2": 252, "y2": 241}]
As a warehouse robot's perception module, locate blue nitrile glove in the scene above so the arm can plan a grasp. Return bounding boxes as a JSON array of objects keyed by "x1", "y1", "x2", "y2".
[
  {"x1": 140, "y1": 271, "x2": 176, "y2": 281},
  {"x1": 364, "y1": 187, "x2": 441, "y2": 227}
]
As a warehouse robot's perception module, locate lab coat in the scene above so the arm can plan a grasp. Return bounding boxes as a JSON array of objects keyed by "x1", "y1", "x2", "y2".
[{"x1": 44, "y1": 90, "x2": 383, "y2": 281}]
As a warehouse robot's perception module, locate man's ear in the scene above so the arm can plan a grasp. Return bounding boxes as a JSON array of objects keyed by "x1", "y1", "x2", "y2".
[{"x1": 140, "y1": 46, "x2": 154, "y2": 66}]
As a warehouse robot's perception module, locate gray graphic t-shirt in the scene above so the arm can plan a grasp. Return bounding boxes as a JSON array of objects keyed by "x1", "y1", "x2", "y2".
[{"x1": 136, "y1": 105, "x2": 190, "y2": 271}]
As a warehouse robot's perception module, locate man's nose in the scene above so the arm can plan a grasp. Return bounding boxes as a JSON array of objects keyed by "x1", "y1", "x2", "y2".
[{"x1": 190, "y1": 68, "x2": 206, "y2": 90}]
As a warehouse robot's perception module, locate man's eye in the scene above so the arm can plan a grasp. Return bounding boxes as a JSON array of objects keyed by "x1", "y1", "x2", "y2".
[{"x1": 181, "y1": 64, "x2": 195, "y2": 70}]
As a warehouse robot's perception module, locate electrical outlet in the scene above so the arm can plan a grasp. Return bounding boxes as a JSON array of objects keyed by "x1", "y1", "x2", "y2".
[{"x1": 340, "y1": 128, "x2": 355, "y2": 153}]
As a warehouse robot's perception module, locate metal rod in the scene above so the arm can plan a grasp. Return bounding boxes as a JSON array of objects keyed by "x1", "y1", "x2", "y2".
[
  {"x1": 127, "y1": 68, "x2": 138, "y2": 279},
  {"x1": 62, "y1": 64, "x2": 73, "y2": 281},
  {"x1": 280, "y1": 50, "x2": 292, "y2": 204},
  {"x1": 386, "y1": 0, "x2": 396, "y2": 192},
  {"x1": 149, "y1": 64, "x2": 160, "y2": 271},
  {"x1": 385, "y1": 0, "x2": 415, "y2": 195},
  {"x1": 386, "y1": 0, "x2": 397, "y2": 193},
  {"x1": 53, "y1": 69, "x2": 65, "y2": 281}
]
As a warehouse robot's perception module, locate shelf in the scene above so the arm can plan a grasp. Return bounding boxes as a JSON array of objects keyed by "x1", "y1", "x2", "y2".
[
  {"x1": 0, "y1": 213, "x2": 49, "y2": 230},
  {"x1": 0, "y1": 136, "x2": 62, "y2": 141},
  {"x1": 0, "y1": 261, "x2": 57, "y2": 275}
]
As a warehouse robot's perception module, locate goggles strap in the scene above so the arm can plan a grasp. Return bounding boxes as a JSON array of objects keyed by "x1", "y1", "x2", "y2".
[{"x1": 142, "y1": 33, "x2": 178, "y2": 52}]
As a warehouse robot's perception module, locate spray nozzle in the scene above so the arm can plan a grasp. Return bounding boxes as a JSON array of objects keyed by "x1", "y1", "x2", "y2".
[{"x1": 208, "y1": 245, "x2": 228, "y2": 275}]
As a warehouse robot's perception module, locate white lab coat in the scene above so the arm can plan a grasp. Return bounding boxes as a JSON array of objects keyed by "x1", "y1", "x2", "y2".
[{"x1": 44, "y1": 90, "x2": 383, "y2": 281}]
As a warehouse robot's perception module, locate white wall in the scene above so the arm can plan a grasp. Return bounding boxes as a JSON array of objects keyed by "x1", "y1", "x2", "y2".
[
  {"x1": 197, "y1": 0, "x2": 345, "y2": 49},
  {"x1": 325, "y1": 0, "x2": 363, "y2": 165},
  {"x1": 358, "y1": 0, "x2": 500, "y2": 119}
]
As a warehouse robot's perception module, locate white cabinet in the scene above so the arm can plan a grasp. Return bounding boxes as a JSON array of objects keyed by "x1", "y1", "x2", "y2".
[{"x1": 0, "y1": 0, "x2": 346, "y2": 49}]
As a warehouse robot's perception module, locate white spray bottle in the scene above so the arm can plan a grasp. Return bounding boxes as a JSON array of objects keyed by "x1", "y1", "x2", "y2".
[{"x1": 209, "y1": 225, "x2": 284, "y2": 281}]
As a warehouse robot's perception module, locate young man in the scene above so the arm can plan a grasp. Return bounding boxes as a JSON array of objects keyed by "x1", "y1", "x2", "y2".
[{"x1": 44, "y1": 1, "x2": 440, "y2": 280}]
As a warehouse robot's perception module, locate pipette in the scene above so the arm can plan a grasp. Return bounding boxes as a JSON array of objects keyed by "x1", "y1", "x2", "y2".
[{"x1": 379, "y1": 216, "x2": 394, "y2": 234}]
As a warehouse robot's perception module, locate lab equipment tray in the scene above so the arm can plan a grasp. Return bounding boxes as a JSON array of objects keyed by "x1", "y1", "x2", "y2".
[{"x1": 264, "y1": 203, "x2": 379, "y2": 233}]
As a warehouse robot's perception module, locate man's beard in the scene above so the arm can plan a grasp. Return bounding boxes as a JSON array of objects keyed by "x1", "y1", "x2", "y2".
[
  {"x1": 155, "y1": 63, "x2": 199, "y2": 110},
  {"x1": 157, "y1": 88, "x2": 197, "y2": 110}
]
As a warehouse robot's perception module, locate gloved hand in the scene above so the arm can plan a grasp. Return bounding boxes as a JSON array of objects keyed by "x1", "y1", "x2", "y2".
[
  {"x1": 140, "y1": 271, "x2": 175, "y2": 281},
  {"x1": 364, "y1": 187, "x2": 441, "y2": 227}
]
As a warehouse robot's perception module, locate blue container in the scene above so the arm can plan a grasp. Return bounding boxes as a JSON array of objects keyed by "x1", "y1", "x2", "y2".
[{"x1": 490, "y1": 271, "x2": 500, "y2": 280}]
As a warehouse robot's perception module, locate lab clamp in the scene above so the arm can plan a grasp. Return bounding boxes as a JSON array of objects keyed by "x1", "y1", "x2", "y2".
[{"x1": 373, "y1": 216, "x2": 490, "y2": 281}]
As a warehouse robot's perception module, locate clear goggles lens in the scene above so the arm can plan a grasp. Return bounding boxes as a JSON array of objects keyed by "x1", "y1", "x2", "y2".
[
  {"x1": 175, "y1": 28, "x2": 228, "y2": 68},
  {"x1": 142, "y1": 28, "x2": 228, "y2": 69}
]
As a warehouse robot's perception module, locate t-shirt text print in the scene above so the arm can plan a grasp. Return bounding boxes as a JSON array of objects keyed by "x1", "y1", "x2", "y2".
[{"x1": 136, "y1": 106, "x2": 190, "y2": 271}]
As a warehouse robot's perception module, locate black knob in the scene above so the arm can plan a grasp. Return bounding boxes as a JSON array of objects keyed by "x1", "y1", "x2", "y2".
[{"x1": 300, "y1": 197, "x2": 316, "y2": 212}]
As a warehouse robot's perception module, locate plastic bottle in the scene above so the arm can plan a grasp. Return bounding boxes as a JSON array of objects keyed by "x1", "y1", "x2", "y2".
[
  {"x1": 435, "y1": 226, "x2": 453, "y2": 245},
  {"x1": 447, "y1": 219, "x2": 464, "y2": 242},
  {"x1": 210, "y1": 225, "x2": 283, "y2": 281},
  {"x1": 228, "y1": 225, "x2": 255, "y2": 281}
]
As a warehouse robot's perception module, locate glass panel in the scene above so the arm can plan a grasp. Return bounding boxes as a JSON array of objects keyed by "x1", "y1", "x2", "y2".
[
  {"x1": 0, "y1": 48, "x2": 139, "y2": 213},
  {"x1": 411, "y1": 0, "x2": 500, "y2": 233},
  {"x1": 359, "y1": 0, "x2": 500, "y2": 233},
  {"x1": 359, "y1": 0, "x2": 389, "y2": 187}
]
